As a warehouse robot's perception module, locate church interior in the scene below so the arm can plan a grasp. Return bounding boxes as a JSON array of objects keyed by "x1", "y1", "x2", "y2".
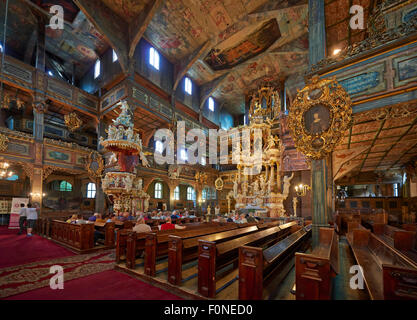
[{"x1": 0, "y1": 0, "x2": 417, "y2": 302}]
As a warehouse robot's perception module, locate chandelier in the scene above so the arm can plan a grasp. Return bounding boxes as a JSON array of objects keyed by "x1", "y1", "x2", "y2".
[{"x1": 0, "y1": 158, "x2": 13, "y2": 179}]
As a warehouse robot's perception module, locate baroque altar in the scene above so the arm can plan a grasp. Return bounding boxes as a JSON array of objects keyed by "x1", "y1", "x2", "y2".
[{"x1": 230, "y1": 84, "x2": 294, "y2": 217}]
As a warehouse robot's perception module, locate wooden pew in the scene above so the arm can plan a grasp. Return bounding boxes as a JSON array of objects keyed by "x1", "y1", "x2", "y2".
[
  {"x1": 295, "y1": 227, "x2": 339, "y2": 300},
  {"x1": 198, "y1": 222, "x2": 298, "y2": 298},
  {"x1": 372, "y1": 223, "x2": 416, "y2": 254},
  {"x1": 239, "y1": 224, "x2": 312, "y2": 299},
  {"x1": 94, "y1": 221, "x2": 116, "y2": 247},
  {"x1": 347, "y1": 221, "x2": 367, "y2": 234},
  {"x1": 117, "y1": 222, "x2": 224, "y2": 265},
  {"x1": 402, "y1": 224, "x2": 417, "y2": 250},
  {"x1": 168, "y1": 225, "x2": 259, "y2": 285},
  {"x1": 347, "y1": 228, "x2": 417, "y2": 300},
  {"x1": 50, "y1": 220, "x2": 94, "y2": 253},
  {"x1": 143, "y1": 224, "x2": 238, "y2": 275}
]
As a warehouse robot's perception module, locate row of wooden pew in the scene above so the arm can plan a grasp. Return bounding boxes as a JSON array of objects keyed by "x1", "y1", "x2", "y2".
[
  {"x1": 346, "y1": 221, "x2": 417, "y2": 300},
  {"x1": 115, "y1": 219, "x2": 322, "y2": 299}
]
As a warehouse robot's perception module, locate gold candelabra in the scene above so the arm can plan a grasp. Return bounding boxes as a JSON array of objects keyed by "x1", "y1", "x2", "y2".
[{"x1": 295, "y1": 184, "x2": 310, "y2": 197}]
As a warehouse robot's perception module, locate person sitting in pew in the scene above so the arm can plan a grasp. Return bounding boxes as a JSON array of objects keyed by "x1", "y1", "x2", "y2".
[
  {"x1": 158, "y1": 217, "x2": 186, "y2": 231},
  {"x1": 76, "y1": 214, "x2": 88, "y2": 224},
  {"x1": 66, "y1": 214, "x2": 78, "y2": 224},
  {"x1": 189, "y1": 211, "x2": 196, "y2": 218},
  {"x1": 132, "y1": 218, "x2": 152, "y2": 233},
  {"x1": 95, "y1": 214, "x2": 106, "y2": 223},
  {"x1": 171, "y1": 210, "x2": 180, "y2": 220},
  {"x1": 226, "y1": 213, "x2": 234, "y2": 223},
  {"x1": 106, "y1": 214, "x2": 116, "y2": 223},
  {"x1": 246, "y1": 214, "x2": 257, "y2": 223},
  {"x1": 88, "y1": 213, "x2": 99, "y2": 222},
  {"x1": 238, "y1": 214, "x2": 248, "y2": 224}
]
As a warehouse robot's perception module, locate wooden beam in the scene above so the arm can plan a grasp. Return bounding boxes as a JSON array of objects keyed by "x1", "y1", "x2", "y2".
[
  {"x1": 199, "y1": 73, "x2": 229, "y2": 112},
  {"x1": 73, "y1": 0, "x2": 129, "y2": 73},
  {"x1": 173, "y1": 40, "x2": 212, "y2": 92},
  {"x1": 128, "y1": 0, "x2": 163, "y2": 58}
]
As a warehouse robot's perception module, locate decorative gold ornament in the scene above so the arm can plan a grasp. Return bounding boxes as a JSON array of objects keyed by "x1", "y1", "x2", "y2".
[
  {"x1": 288, "y1": 75, "x2": 353, "y2": 159},
  {"x1": 64, "y1": 112, "x2": 83, "y2": 132},
  {"x1": 215, "y1": 176, "x2": 224, "y2": 191},
  {"x1": 248, "y1": 85, "x2": 281, "y2": 122},
  {"x1": 0, "y1": 133, "x2": 9, "y2": 151},
  {"x1": 85, "y1": 151, "x2": 104, "y2": 179}
]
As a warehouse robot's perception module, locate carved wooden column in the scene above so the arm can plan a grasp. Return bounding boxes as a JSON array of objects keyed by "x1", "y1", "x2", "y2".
[
  {"x1": 309, "y1": 0, "x2": 328, "y2": 247},
  {"x1": 95, "y1": 121, "x2": 106, "y2": 213}
]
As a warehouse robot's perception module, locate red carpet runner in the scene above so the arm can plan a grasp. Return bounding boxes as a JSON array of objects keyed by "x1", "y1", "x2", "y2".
[
  {"x1": 5, "y1": 270, "x2": 182, "y2": 300},
  {"x1": 0, "y1": 226, "x2": 182, "y2": 300},
  {"x1": 0, "y1": 250, "x2": 115, "y2": 298},
  {"x1": 0, "y1": 226, "x2": 74, "y2": 268}
]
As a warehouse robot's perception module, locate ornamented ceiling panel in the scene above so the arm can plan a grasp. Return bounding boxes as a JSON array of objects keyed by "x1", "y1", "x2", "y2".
[
  {"x1": 100, "y1": 0, "x2": 153, "y2": 23},
  {"x1": 334, "y1": 102, "x2": 417, "y2": 181},
  {"x1": 145, "y1": 0, "x2": 309, "y2": 114}
]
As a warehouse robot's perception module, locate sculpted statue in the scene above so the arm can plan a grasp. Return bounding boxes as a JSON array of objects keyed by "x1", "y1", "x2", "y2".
[
  {"x1": 125, "y1": 126, "x2": 134, "y2": 141},
  {"x1": 168, "y1": 165, "x2": 181, "y2": 179},
  {"x1": 102, "y1": 174, "x2": 111, "y2": 189},
  {"x1": 233, "y1": 179, "x2": 238, "y2": 198},
  {"x1": 108, "y1": 126, "x2": 117, "y2": 140},
  {"x1": 293, "y1": 197, "x2": 298, "y2": 217},
  {"x1": 124, "y1": 175, "x2": 133, "y2": 192},
  {"x1": 140, "y1": 151, "x2": 150, "y2": 167},
  {"x1": 259, "y1": 174, "x2": 266, "y2": 194},
  {"x1": 135, "y1": 178, "x2": 143, "y2": 190},
  {"x1": 144, "y1": 195, "x2": 150, "y2": 212},
  {"x1": 252, "y1": 179, "x2": 260, "y2": 195},
  {"x1": 282, "y1": 172, "x2": 295, "y2": 197},
  {"x1": 108, "y1": 152, "x2": 118, "y2": 166},
  {"x1": 242, "y1": 181, "x2": 248, "y2": 196},
  {"x1": 116, "y1": 126, "x2": 124, "y2": 140}
]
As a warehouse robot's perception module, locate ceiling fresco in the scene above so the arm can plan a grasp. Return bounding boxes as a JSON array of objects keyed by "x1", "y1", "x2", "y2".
[
  {"x1": 145, "y1": 0, "x2": 309, "y2": 114},
  {"x1": 1, "y1": 0, "x2": 109, "y2": 79},
  {"x1": 100, "y1": 0, "x2": 153, "y2": 23},
  {"x1": 203, "y1": 19, "x2": 281, "y2": 71},
  {"x1": 2, "y1": 0, "x2": 309, "y2": 115}
]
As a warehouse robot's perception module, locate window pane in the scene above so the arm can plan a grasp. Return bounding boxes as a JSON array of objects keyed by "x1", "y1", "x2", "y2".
[
  {"x1": 174, "y1": 186, "x2": 180, "y2": 200},
  {"x1": 149, "y1": 47, "x2": 159, "y2": 70},
  {"x1": 185, "y1": 77, "x2": 192, "y2": 95},
  {"x1": 112, "y1": 50, "x2": 118, "y2": 62},
  {"x1": 181, "y1": 149, "x2": 188, "y2": 161},
  {"x1": 155, "y1": 182, "x2": 163, "y2": 199},
  {"x1": 208, "y1": 97, "x2": 214, "y2": 111},
  {"x1": 94, "y1": 59, "x2": 100, "y2": 79}
]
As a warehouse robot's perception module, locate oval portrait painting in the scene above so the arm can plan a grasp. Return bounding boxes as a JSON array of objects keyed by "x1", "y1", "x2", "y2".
[{"x1": 303, "y1": 104, "x2": 331, "y2": 135}]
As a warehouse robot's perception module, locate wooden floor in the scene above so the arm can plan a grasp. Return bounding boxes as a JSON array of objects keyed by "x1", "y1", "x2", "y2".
[{"x1": 115, "y1": 237, "x2": 371, "y2": 300}]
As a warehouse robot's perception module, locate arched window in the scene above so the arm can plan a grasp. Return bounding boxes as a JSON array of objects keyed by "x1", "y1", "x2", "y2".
[
  {"x1": 59, "y1": 181, "x2": 72, "y2": 192},
  {"x1": 155, "y1": 182, "x2": 163, "y2": 199},
  {"x1": 202, "y1": 188, "x2": 207, "y2": 200},
  {"x1": 187, "y1": 187, "x2": 195, "y2": 201},
  {"x1": 87, "y1": 182, "x2": 96, "y2": 198},
  {"x1": 173, "y1": 186, "x2": 180, "y2": 200}
]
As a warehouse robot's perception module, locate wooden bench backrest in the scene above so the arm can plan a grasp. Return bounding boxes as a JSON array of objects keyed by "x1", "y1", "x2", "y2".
[
  {"x1": 156, "y1": 224, "x2": 236, "y2": 243},
  {"x1": 263, "y1": 226, "x2": 308, "y2": 264},
  {"x1": 215, "y1": 226, "x2": 281, "y2": 256},
  {"x1": 182, "y1": 226, "x2": 258, "y2": 249}
]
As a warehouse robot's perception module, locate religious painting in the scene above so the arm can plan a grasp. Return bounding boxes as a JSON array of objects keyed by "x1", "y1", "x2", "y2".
[
  {"x1": 204, "y1": 19, "x2": 281, "y2": 71},
  {"x1": 303, "y1": 104, "x2": 331, "y2": 135},
  {"x1": 398, "y1": 57, "x2": 417, "y2": 81}
]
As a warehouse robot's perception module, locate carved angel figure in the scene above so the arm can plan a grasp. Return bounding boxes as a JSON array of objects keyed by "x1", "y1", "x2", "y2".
[
  {"x1": 135, "y1": 178, "x2": 143, "y2": 191},
  {"x1": 140, "y1": 151, "x2": 150, "y2": 167},
  {"x1": 282, "y1": 172, "x2": 295, "y2": 197}
]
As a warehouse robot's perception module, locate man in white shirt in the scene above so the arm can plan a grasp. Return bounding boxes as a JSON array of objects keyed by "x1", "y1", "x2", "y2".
[
  {"x1": 132, "y1": 218, "x2": 152, "y2": 233},
  {"x1": 18, "y1": 203, "x2": 27, "y2": 235}
]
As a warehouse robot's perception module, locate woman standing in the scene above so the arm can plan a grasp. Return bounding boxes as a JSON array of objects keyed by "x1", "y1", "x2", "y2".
[{"x1": 26, "y1": 203, "x2": 38, "y2": 237}]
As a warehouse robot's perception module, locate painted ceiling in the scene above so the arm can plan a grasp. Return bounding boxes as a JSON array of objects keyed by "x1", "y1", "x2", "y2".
[
  {"x1": 1, "y1": 0, "x2": 109, "y2": 79},
  {"x1": 145, "y1": 0, "x2": 309, "y2": 114},
  {"x1": 2, "y1": 0, "x2": 310, "y2": 115},
  {"x1": 333, "y1": 102, "x2": 417, "y2": 182}
]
